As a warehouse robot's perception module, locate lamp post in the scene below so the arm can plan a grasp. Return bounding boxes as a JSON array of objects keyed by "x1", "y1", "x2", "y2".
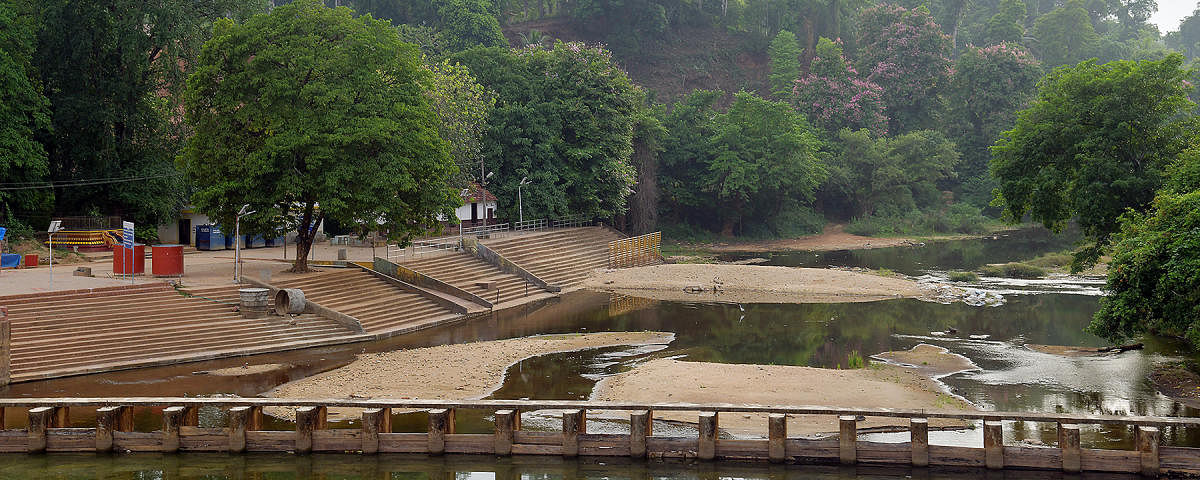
[
  {"x1": 47, "y1": 221, "x2": 61, "y2": 290},
  {"x1": 518, "y1": 177, "x2": 530, "y2": 224},
  {"x1": 234, "y1": 204, "x2": 256, "y2": 283},
  {"x1": 479, "y1": 169, "x2": 493, "y2": 230}
]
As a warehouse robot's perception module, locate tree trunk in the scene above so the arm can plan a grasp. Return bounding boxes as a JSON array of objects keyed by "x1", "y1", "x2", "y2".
[
  {"x1": 288, "y1": 202, "x2": 320, "y2": 273},
  {"x1": 292, "y1": 237, "x2": 312, "y2": 273},
  {"x1": 802, "y1": 17, "x2": 816, "y2": 70},
  {"x1": 720, "y1": 217, "x2": 736, "y2": 238}
]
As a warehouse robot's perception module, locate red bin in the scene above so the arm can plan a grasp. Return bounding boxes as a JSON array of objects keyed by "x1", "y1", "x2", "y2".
[
  {"x1": 152, "y1": 244, "x2": 184, "y2": 277},
  {"x1": 112, "y1": 244, "x2": 145, "y2": 274},
  {"x1": 23, "y1": 254, "x2": 37, "y2": 268}
]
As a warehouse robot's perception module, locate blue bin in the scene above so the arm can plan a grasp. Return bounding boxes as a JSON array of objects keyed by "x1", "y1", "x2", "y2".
[
  {"x1": 195, "y1": 225, "x2": 226, "y2": 251},
  {"x1": 264, "y1": 236, "x2": 285, "y2": 247},
  {"x1": 0, "y1": 253, "x2": 19, "y2": 268},
  {"x1": 246, "y1": 234, "x2": 266, "y2": 248}
]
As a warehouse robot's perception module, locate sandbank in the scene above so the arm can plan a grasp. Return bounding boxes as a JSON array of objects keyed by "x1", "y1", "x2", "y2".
[
  {"x1": 872, "y1": 344, "x2": 979, "y2": 378},
  {"x1": 266, "y1": 331, "x2": 674, "y2": 419},
  {"x1": 590, "y1": 355, "x2": 973, "y2": 436},
  {"x1": 582, "y1": 263, "x2": 922, "y2": 304}
]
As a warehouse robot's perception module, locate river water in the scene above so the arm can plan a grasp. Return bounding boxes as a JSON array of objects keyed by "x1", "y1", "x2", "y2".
[{"x1": 0, "y1": 227, "x2": 1195, "y2": 478}]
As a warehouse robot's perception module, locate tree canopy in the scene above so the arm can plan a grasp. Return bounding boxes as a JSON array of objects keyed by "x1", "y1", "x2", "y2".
[
  {"x1": 990, "y1": 53, "x2": 1198, "y2": 269},
  {"x1": 793, "y1": 37, "x2": 887, "y2": 136},
  {"x1": 180, "y1": 0, "x2": 459, "y2": 271},
  {"x1": 0, "y1": 0, "x2": 50, "y2": 225}
]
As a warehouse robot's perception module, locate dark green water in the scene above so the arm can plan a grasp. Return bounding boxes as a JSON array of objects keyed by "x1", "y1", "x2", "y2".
[{"x1": 0, "y1": 453, "x2": 1142, "y2": 480}]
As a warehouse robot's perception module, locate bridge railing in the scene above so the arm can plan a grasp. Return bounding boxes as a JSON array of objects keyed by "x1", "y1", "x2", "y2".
[
  {"x1": 0, "y1": 396, "x2": 1195, "y2": 476},
  {"x1": 609, "y1": 232, "x2": 662, "y2": 268}
]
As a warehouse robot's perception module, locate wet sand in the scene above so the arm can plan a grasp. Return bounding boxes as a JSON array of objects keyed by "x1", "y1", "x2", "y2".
[
  {"x1": 590, "y1": 354, "x2": 974, "y2": 436},
  {"x1": 873, "y1": 344, "x2": 979, "y2": 378},
  {"x1": 266, "y1": 332, "x2": 675, "y2": 419},
  {"x1": 582, "y1": 264, "x2": 923, "y2": 304}
]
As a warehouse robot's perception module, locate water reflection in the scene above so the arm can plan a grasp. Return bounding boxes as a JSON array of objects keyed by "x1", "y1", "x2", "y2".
[{"x1": 0, "y1": 453, "x2": 1144, "y2": 480}]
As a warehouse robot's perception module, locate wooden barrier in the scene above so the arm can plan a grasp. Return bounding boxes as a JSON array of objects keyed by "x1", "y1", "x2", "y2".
[
  {"x1": 608, "y1": 232, "x2": 662, "y2": 268},
  {"x1": 0, "y1": 397, "x2": 1195, "y2": 477}
]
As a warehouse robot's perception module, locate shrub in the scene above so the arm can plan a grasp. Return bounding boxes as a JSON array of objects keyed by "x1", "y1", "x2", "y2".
[
  {"x1": 948, "y1": 271, "x2": 979, "y2": 282},
  {"x1": 1027, "y1": 252, "x2": 1073, "y2": 268},
  {"x1": 847, "y1": 350, "x2": 867, "y2": 369},
  {"x1": 978, "y1": 265, "x2": 1003, "y2": 277},
  {"x1": 979, "y1": 262, "x2": 1044, "y2": 278}
]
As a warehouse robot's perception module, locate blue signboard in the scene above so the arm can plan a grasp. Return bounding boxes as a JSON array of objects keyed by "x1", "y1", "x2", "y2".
[{"x1": 122, "y1": 221, "x2": 134, "y2": 249}]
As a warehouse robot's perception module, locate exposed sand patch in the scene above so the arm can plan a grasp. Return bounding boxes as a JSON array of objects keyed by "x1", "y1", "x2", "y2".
[
  {"x1": 196, "y1": 363, "x2": 291, "y2": 376},
  {"x1": 872, "y1": 344, "x2": 979, "y2": 378},
  {"x1": 582, "y1": 264, "x2": 922, "y2": 304},
  {"x1": 265, "y1": 331, "x2": 674, "y2": 420},
  {"x1": 590, "y1": 357, "x2": 973, "y2": 436},
  {"x1": 1025, "y1": 343, "x2": 1144, "y2": 357},
  {"x1": 694, "y1": 224, "x2": 915, "y2": 253}
]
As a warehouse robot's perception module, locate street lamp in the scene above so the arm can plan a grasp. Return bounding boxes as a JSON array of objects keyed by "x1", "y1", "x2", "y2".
[
  {"x1": 47, "y1": 220, "x2": 61, "y2": 289},
  {"x1": 235, "y1": 204, "x2": 256, "y2": 283},
  {"x1": 518, "y1": 177, "x2": 530, "y2": 224},
  {"x1": 479, "y1": 170, "x2": 493, "y2": 230}
]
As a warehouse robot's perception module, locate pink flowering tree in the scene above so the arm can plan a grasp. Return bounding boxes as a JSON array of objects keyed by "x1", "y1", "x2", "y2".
[
  {"x1": 856, "y1": 3, "x2": 952, "y2": 134},
  {"x1": 946, "y1": 42, "x2": 1041, "y2": 206},
  {"x1": 792, "y1": 37, "x2": 887, "y2": 136}
]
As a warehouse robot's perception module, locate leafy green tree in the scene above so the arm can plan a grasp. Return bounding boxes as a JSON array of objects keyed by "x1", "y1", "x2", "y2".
[
  {"x1": 768, "y1": 30, "x2": 803, "y2": 100},
  {"x1": 1090, "y1": 152, "x2": 1200, "y2": 348},
  {"x1": 793, "y1": 37, "x2": 887, "y2": 135},
  {"x1": 452, "y1": 42, "x2": 642, "y2": 221},
  {"x1": 436, "y1": 0, "x2": 507, "y2": 51},
  {"x1": 0, "y1": 0, "x2": 51, "y2": 225},
  {"x1": 660, "y1": 90, "x2": 826, "y2": 236},
  {"x1": 1031, "y1": 0, "x2": 1101, "y2": 67},
  {"x1": 990, "y1": 53, "x2": 1197, "y2": 269},
  {"x1": 1166, "y1": 5, "x2": 1200, "y2": 60},
  {"x1": 423, "y1": 60, "x2": 496, "y2": 186},
  {"x1": 856, "y1": 3, "x2": 953, "y2": 133},
  {"x1": 946, "y1": 42, "x2": 1041, "y2": 207},
  {"x1": 181, "y1": 0, "x2": 458, "y2": 272},
  {"x1": 32, "y1": 0, "x2": 263, "y2": 226},
  {"x1": 819, "y1": 128, "x2": 958, "y2": 219},
  {"x1": 980, "y1": 0, "x2": 1026, "y2": 46}
]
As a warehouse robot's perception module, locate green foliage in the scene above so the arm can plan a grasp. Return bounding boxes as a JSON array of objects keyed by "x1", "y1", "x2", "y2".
[
  {"x1": 1026, "y1": 252, "x2": 1074, "y2": 269},
  {"x1": 436, "y1": 0, "x2": 507, "y2": 51},
  {"x1": 978, "y1": 262, "x2": 1045, "y2": 279},
  {"x1": 845, "y1": 203, "x2": 991, "y2": 236},
  {"x1": 181, "y1": 0, "x2": 458, "y2": 271},
  {"x1": 659, "y1": 90, "x2": 826, "y2": 236},
  {"x1": 422, "y1": 60, "x2": 496, "y2": 187},
  {"x1": 1031, "y1": 0, "x2": 1100, "y2": 67},
  {"x1": 793, "y1": 37, "x2": 887, "y2": 136},
  {"x1": 1091, "y1": 189, "x2": 1200, "y2": 348},
  {"x1": 451, "y1": 42, "x2": 642, "y2": 221},
  {"x1": 856, "y1": 4, "x2": 953, "y2": 134},
  {"x1": 948, "y1": 271, "x2": 979, "y2": 282},
  {"x1": 767, "y1": 30, "x2": 802, "y2": 100},
  {"x1": 396, "y1": 24, "x2": 450, "y2": 59},
  {"x1": 0, "y1": 0, "x2": 51, "y2": 224},
  {"x1": 990, "y1": 53, "x2": 1198, "y2": 269},
  {"x1": 846, "y1": 350, "x2": 866, "y2": 369},
  {"x1": 1166, "y1": 5, "x2": 1200, "y2": 60},
  {"x1": 820, "y1": 128, "x2": 959, "y2": 220},
  {"x1": 979, "y1": 0, "x2": 1025, "y2": 46}
]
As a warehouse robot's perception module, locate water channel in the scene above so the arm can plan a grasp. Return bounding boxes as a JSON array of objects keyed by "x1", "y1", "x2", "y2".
[{"x1": 1, "y1": 227, "x2": 1196, "y2": 478}]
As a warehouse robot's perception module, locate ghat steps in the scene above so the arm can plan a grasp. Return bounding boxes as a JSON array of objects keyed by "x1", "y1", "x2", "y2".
[
  {"x1": 400, "y1": 252, "x2": 549, "y2": 305},
  {"x1": 481, "y1": 227, "x2": 623, "y2": 288},
  {"x1": 270, "y1": 269, "x2": 462, "y2": 336}
]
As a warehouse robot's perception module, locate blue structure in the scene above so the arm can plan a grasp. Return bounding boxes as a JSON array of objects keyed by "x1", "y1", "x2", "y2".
[{"x1": 195, "y1": 225, "x2": 226, "y2": 251}]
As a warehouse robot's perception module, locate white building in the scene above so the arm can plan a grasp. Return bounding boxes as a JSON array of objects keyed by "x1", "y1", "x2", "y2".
[{"x1": 448, "y1": 184, "x2": 497, "y2": 226}]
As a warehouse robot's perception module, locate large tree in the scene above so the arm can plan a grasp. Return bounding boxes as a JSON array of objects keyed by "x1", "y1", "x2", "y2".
[
  {"x1": 0, "y1": 0, "x2": 51, "y2": 226},
  {"x1": 856, "y1": 3, "x2": 953, "y2": 134},
  {"x1": 990, "y1": 53, "x2": 1197, "y2": 269},
  {"x1": 819, "y1": 128, "x2": 959, "y2": 220},
  {"x1": 793, "y1": 37, "x2": 887, "y2": 136},
  {"x1": 1031, "y1": 0, "x2": 1101, "y2": 67},
  {"x1": 181, "y1": 0, "x2": 459, "y2": 272},
  {"x1": 768, "y1": 30, "x2": 803, "y2": 100},
  {"x1": 451, "y1": 42, "x2": 643, "y2": 221}
]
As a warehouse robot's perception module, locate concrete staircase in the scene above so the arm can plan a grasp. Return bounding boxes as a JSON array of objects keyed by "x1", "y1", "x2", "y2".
[
  {"x1": 1, "y1": 284, "x2": 358, "y2": 382},
  {"x1": 271, "y1": 269, "x2": 461, "y2": 335},
  {"x1": 400, "y1": 252, "x2": 549, "y2": 305},
  {"x1": 481, "y1": 227, "x2": 623, "y2": 289}
]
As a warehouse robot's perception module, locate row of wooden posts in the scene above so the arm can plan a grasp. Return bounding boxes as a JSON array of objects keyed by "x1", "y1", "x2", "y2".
[{"x1": 0, "y1": 398, "x2": 1198, "y2": 477}]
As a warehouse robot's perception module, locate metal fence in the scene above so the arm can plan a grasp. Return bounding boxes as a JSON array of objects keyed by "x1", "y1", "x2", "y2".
[
  {"x1": 512, "y1": 218, "x2": 548, "y2": 231},
  {"x1": 552, "y1": 215, "x2": 589, "y2": 228},
  {"x1": 608, "y1": 231, "x2": 662, "y2": 268},
  {"x1": 460, "y1": 223, "x2": 510, "y2": 238},
  {"x1": 385, "y1": 237, "x2": 459, "y2": 260}
]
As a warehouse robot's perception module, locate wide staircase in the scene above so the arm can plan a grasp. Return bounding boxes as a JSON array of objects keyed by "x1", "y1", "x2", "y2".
[
  {"x1": 481, "y1": 227, "x2": 623, "y2": 289},
  {"x1": 400, "y1": 252, "x2": 549, "y2": 305},
  {"x1": 1, "y1": 284, "x2": 358, "y2": 382},
  {"x1": 271, "y1": 269, "x2": 461, "y2": 335}
]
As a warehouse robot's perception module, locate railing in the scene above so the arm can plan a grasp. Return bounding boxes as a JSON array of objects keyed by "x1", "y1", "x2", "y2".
[
  {"x1": 385, "y1": 237, "x2": 459, "y2": 260},
  {"x1": 45, "y1": 229, "x2": 122, "y2": 248},
  {"x1": 461, "y1": 223, "x2": 510, "y2": 238},
  {"x1": 0, "y1": 397, "x2": 1196, "y2": 476},
  {"x1": 513, "y1": 218, "x2": 548, "y2": 231},
  {"x1": 609, "y1": 232, "x2": 662, "y2": 268},
  {"x1": 552, "y1": 215, "x2": 588, "y2": 228}
]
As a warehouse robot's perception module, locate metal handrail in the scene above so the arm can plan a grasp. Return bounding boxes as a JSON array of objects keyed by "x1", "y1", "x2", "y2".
[
  {"x1": 385, "y1": 237, "x2": 459, "y2": 259},
  {"x1": 513, "y1": 218, "x2": 548, "y2": 231},
  {"x1": 609, "y1": 231, "x2": 662, "y2": 268},
  {"x1": 552, "y1": 216, "x2": 588, "y2": 228},
  {"x1": 461, "y1": 223, "x2": 510, "y2": 238}
]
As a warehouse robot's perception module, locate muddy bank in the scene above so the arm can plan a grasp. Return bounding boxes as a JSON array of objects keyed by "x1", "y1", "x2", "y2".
[
  {"x1": 872, "y1": 343, "x2": 979, "y2": 378},
  {"x1": 582, "y1": 264, "x2": 923, "y2": 304},
  {"x1": 1025, "y1": 343, "x2": 1143, "y2": 357},
  {"x1": 590, "y1": 354, "x2": 973, "y2": 436},
  {"x1": 1149, "y1": 362, "x2": 1200, "y2": 409},
  {"x1": 265, "y1": 332, "x2": 674, "y2": 420}
]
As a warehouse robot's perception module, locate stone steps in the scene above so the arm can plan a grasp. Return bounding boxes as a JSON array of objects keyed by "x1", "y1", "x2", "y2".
[
  {"x1": 271, "y1": 269, "x2": 462, "y2": 335},
  {"x1": 401, "y1": 251, "x2": 549, "y2": 305},
  {"x1": 481, "y1": 227, "x2": 622, "y2": 288}
]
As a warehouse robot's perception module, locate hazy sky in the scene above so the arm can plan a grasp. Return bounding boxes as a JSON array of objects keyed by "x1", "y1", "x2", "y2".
[{"x1": 1151, "y1": 1, "x2": 1196, "y2": 33}]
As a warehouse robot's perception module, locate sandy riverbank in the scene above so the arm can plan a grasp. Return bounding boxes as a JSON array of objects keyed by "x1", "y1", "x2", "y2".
[
  {"x1": 591, "y1": 352, "x2": 973, "y2": 436},
  {"x1": 582, "y1": 263, "x2": 922, "y2": 304},
  {"x1": 266, "y1": 331, "x2": 674, "y2": 419}
]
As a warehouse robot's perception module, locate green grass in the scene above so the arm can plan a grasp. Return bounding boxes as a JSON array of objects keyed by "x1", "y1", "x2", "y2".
[
  {"x1": 978, "y1": 262, "x2": 1045, "y2": 279},
  {"x1": 947, "y1": 271, "x2": 979, "y2": 282},
  {"x1": 846, "y1": 350, "x2": 867, "y2": 369},
  {"x1": 1026, "y1": 251, "x2": 1073, "y2": 269}
]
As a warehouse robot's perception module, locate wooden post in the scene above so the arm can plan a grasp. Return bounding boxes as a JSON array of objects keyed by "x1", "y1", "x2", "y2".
[
  {"x1": 983, "y1": 420, "x2": 1003, "y2": 470},
  {"x1": 494, "y1": 409, "x2": 515, "y2": 456},
  {"x1": 698, "y1": 412, "x2": 717, "y2": 460},
  {"x1": 228, "y1": 406, "x2": 253, "y2": 453},
  {"x1": 96, "y1": 406, "x2": 129, "y2": 452},
  {"x1": 0, "y1": 406, "x2": 5, "y2": 430},
  {"x1": 428, "y1": 408, "x2": 454, "y2": 455},
  {"x1": 50, "y1": 406, "x2": 69, "y2": 428},
  {"x1": 295, "y1": 406, "x2": 327, "y2": 454},
  {"x1": 27, "y1": 407, "x2": 54, "y2": 453},
  {"x1": 563, "y1": 409, "x2": 585, "y2": 457},
  {"x1": 838, "y1": 415, "x2": 856, "y2": 465},
  {"x1": 768, "y1": 414, "x2": 786, "y2": 463},
  {"x1": 630, "y1": 410, "x2": 651, "y2": 459},
  {"x1": 1058, "y1": 423, "x2": 1080, "y2": 473},
  {"x1": 0, "y1": 317, "x2": 10, "y2": 387},
  {"x1": 1138, "y1": 426, "x2": 1160, "y2": 477},
  {"x1": 910, "y1": 418, "x2": 929, "y2": 467},
  {"x1": 362, "y1": 408, "x2": 390, "y2": 454},
  {"x1": 163, "y1": 406, "x2": 186, "y2": 453},
  {"x1": 183, "y1": 406, "x2": 199, "y2": 427}
]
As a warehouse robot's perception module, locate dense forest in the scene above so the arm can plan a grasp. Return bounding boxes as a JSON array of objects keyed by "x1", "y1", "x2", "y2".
[{"x1": 3, "y1": 0, "x2": 1200, "y2": 342}]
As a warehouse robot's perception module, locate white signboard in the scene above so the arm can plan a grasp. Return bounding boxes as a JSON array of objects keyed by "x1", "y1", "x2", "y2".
[{"x1": 122, "y1": 221, "x2": 134, "y2": 249}]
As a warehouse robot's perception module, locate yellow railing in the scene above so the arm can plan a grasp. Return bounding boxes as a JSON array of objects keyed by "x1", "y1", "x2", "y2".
[{"x1": 608, "y1": 231, "x2": 662, "y2": 268}]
